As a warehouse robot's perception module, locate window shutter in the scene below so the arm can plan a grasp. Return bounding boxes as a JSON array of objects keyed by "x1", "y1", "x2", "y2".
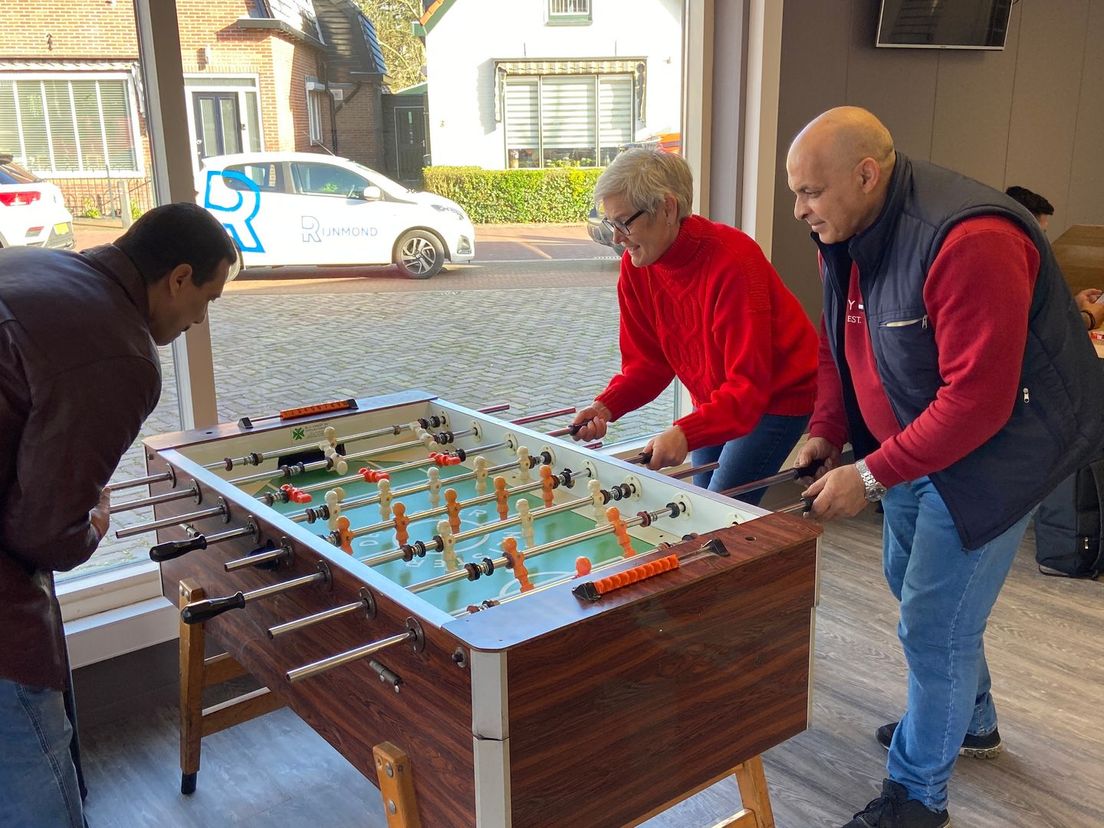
[
  {"x1": 0, "y1": 82, "x2": 18, "y2": 158},
  {"x1": 540, "y1": 76, "x2": 595, "y2": 160},
  {"x1": 43, "y1": 80, "x2": 80, "y2": 172},
  {"x1": 598, "y1": 75, "x2": 632, "y2": 162},
  {"x1": 99, "y1": 80, "x2": 137, "y2": 171},
  {"x1": 504, "y1": 78, "x2": 538, "y2": 165},
  {"x1": 16, "y1": 83, "x2": 50, "y2": 170}
]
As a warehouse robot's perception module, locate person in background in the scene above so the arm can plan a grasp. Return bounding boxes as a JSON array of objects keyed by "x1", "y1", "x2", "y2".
[
  {"x1": 1004, "y1": 185, "x2": 1054, "y2": 232},
  {"x1": 570, "y1": 148, "x2": 817, "y2": 504},
  {"x1": 0, "y1": 203, "x2": 240, "y2": 828},
  {"x1": 1005, "y1": 185, "x2": 1104, "y2": 329},
  {"x1": 787, "y1": 107, "x2": 1104, "y2": 828}
]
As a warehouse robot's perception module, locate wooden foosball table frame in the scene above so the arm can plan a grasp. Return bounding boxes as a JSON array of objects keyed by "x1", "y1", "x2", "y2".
[{"x1": 131, "y1": 390, "x2": 820, "y2": 827}]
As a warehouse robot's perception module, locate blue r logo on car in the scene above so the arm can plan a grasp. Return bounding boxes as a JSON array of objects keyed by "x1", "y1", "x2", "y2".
[{"x1": 203, "y1": 170, "x2": 265, "y2": 253}]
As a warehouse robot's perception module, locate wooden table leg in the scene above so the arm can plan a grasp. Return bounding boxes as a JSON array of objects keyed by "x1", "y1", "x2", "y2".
[
  {"x1": 179, "y1": 579, "x2": 205, "y2": 795},
  {"x1": 711, "y1": 756, "x2": 775, "y2": 828},
  {"x1": 373, "y1": 742, "x2": 421, "y2": 828}
]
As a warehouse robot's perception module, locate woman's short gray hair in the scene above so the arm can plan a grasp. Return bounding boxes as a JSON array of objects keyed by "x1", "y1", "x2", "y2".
[{"x1": 593, "y1": 148, "x2": 694, "y2": 221}]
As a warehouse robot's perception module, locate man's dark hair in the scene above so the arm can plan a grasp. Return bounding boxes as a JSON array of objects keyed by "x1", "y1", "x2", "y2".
[
  {"x1": 116, "y1": 202, "x2": 239, "y2": 286},
  {"x1": 1005, "y1": 186, "x2": 1055, "y2": 218}
]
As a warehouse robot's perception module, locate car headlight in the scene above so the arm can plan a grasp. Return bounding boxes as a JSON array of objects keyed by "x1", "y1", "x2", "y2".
[{"x1": 432, "y1": 203, "x2": 468, "y2": 221}]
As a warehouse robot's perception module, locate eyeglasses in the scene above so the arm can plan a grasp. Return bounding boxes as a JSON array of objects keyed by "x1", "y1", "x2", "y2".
[{"x1": 601, "y1": 208, "x2": 647, "y2": 236}]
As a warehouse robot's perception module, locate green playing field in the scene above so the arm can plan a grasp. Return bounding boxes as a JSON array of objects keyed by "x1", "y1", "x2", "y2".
[{"x1": 260, "y1": 454, "x2": 655, "y2": 615}]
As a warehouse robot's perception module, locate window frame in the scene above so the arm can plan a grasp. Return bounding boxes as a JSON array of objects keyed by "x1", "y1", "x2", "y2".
[
  {"x1": 183, "y1": 73, "x2": 265, "y2": 176},
  {"x1": 546, "y1": 0, "x2": 592, "y2": 25},
  {"x1": 503, "y1": 72, "x2": 634, "y2": 169},
  {"x1": 0, "y1": 71, "x2": 144, "y2": 178},
  {"x1": 62, "y1": 0, "x2": 775, "y2": 668}
]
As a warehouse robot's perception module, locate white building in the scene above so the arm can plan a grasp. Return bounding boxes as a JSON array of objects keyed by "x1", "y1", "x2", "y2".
[{"x1": 417, "y1": 0, "x2": 683, "y2": 169}]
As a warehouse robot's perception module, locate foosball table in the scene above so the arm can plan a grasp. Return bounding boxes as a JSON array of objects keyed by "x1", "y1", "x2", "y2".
[{"x1": 116, "y1": 389, "x2": 821, "y2": 827}]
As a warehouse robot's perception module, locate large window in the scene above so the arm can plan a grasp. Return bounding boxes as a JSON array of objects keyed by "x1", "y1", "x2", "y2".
[
  {"x1": 0, "y1": 75, "x2": 141, "y2": 176},
  {"x1": 505, "y1": 74, "x2": 633, "y2": 168}
]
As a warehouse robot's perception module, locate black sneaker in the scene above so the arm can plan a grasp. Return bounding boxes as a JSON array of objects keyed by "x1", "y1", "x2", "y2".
[
  {"x1": 876, "y1": 721, "x2": 1002, "y2": 759},
  {"x1": 842, "y1": 779, "x2": 951, "y2": 827}
]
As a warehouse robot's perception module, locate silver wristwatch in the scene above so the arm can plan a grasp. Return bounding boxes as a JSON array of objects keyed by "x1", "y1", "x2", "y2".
[{"x1": 855, "y1": 459, "x2": 887, "y2": 502}]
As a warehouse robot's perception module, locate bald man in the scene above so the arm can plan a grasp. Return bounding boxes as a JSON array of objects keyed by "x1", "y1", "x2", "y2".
[{"x1": 787, "y1": 107, "x2": 1104, "y2": 828}]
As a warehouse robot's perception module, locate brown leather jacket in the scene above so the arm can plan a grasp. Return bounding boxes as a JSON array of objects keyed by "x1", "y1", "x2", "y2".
[{"x1": 0, "y1": 245, "x2": 160, "y2": 690}]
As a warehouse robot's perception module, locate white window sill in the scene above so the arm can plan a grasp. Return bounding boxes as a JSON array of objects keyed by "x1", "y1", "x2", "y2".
[{"x1": 64, "y1": 595, "x2": 178, "y2": 670}]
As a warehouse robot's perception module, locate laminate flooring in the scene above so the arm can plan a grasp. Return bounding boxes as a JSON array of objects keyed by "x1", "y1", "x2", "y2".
[{"x1": 79, "y1": 509, "x2": 1103, "y2": 827}]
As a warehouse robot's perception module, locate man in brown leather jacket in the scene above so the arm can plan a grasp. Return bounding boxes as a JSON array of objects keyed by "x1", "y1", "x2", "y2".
[{"x1": 0, "y1": 202, "x2": 239, "y2": 827}]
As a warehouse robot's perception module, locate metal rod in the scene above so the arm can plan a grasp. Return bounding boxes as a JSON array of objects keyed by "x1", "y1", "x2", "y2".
[
  {"x1": 286, "y1": 630, "x2": 413, "y2": 683},
  {"x1": 349, "y1": 476, "x2": 546, "y2": 540},
  {"x1": 720, "y1": 468, "x2": 799, "y2": 499},
  {"x1": 268, "y1": 600, "x2": 362, "y2": 638},
  {"x1": 115, "y1": 501, "x2": 227, "y2": 538},
  {"x1": 202, "y1": 524, "x2": 255, "y2": 545},
  {"x1": 244, "y1": 570, "x2": 325, "y2": 603},
  {"x1": 224, "y1": 547, "x2": 287, "y2": 571},
  {"x1": 670, "y1": 461, "x2": 720, "y2": 480},
  {"x1": 109, "y1": 486, "x2": 197, "y2": 514},
  {"x1": 106, "y1": 470, "x2": 173, "y2": 492},
  {"x1": 410, "y1": 507, "x2": 664, "y2": 595},
  {"x1": 203, "y1": 421, "x2": 420, "y2": 471},
  {"x1": 509, "y1": 407, "x2": 575, "y2": 425},
  {"x1": 477, "y1": 403, "x2": 510, "y2": 414}
]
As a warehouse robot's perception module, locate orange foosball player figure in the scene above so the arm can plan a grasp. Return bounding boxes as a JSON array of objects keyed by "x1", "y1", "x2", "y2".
[
  {"x1": 606, "y1": 506, "x2": 634, "y2": 557},
  {"x1": 502, "y1": 537, "x2": 533, "y2": 592},
  {"x1": 392, "y1": 501, "x2": 410, "y2": 547}
]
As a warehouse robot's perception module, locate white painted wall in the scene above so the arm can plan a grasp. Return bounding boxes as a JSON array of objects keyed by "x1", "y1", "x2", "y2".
[{"x1": 423, "y1": 0, "x2": 683, "y2": 168}]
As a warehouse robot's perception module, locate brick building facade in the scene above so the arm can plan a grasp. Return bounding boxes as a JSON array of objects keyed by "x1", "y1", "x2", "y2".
[{"x1": 0, "y1": 0, "x2": 387, "y2": 218}]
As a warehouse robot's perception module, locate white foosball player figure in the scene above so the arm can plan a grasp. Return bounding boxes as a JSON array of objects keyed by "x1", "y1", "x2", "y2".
[
  {"x1": 325, "y1": 486, "x2": 346, "y2": 531},
  {"x1": 376, "y1": 478, "x2": 392, "y2": 522}
]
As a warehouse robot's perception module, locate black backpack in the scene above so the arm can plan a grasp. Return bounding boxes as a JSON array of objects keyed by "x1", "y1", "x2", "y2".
[{"x1": 1034, "y1": 459, "x2": 1104, "y2": 579}]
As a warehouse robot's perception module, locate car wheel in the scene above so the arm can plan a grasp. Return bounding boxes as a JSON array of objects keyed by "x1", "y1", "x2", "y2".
[{"x1": 394, "y1": 230, "x2": 445, "y2": 279}]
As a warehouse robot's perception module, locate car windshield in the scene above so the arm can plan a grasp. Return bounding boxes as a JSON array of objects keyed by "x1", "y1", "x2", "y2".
[
  {"x1": 0, "y1": 158, "x2": 40, "y2": 186},
  {"x1": 346, "y1": 160, "x2": 407, "y2": 198}
]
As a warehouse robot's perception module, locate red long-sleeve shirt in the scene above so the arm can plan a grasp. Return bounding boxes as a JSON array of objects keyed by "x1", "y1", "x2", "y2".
[
  {"x1": 597, "y1": 215, "x2": 817, "y2": 451},
  {"x1": 808, "y1": 216, "x2": 1040, "y2": 487}
]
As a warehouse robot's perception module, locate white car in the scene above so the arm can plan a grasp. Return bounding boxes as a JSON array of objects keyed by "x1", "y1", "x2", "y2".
[
  {"x1": 0, "y1": 155, "x2": 75, "y2": 251},
  {"x1": 197, "y1": 152, "x2": 475, "y2": 278}
]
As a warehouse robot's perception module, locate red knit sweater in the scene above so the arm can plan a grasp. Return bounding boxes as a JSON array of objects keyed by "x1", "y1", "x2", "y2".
[{"x1": 596, "y1": 215, "x2": 818, "y2": 451}]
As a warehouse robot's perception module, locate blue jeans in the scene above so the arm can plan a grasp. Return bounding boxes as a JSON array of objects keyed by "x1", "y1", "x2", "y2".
[
  {"x1": 691, "y1": 413, "x2": 809, "y2": 505},
  {"x1": 881, "y1": 477, "x2": 1032, "y2": 812},
  {"x1": 0, "y1": 679, "x2": 85, "y2": 828}
]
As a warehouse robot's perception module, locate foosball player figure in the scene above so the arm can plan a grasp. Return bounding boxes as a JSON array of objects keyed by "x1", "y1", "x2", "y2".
[
  {"x1": 445, "y1": 488, "x2": 461, "y2": 533},
  {"x1": 503, "y1": 537, "x2": 534, "y2": 592},
  {"x1": 494, "y1": 476, "x2": 510, "y2": 520},
  {"x1": 438, "y1": 520, "x2": 459, "y2": 571},
  {"x1": 392, "y1": 501, "x2": 410, "y2": 546},
  {"x1": 606, "y1": 506, "x2": 635, "y2": 557}
]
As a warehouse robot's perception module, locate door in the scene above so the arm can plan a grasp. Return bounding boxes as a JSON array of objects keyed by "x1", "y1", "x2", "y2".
[
  {"x1": 193, "y1": 92, "x2": 243, "y2": 162},
  {"x1": 394, "y1": 106, "x2": 428, "y2": 183}
]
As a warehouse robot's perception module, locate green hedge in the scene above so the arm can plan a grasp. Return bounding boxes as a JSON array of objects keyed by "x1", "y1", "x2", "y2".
[{"x1": 421, "y1": 166, "x2": 603, "y2": 224}]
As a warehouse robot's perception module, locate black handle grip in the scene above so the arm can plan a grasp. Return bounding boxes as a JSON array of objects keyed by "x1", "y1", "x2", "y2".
[
  {"x1": 181, "y1": 592, "x2": 245, "y2": 625},
  {"x1": 629, "y1": 450, "x2": 653, "y2": 465},
  {"x1": 150, "y1": 535, "x2": 208, "y2": 562},
  {"x1": 802, "y1": 496, "x2": 815, "y2": 514},
  {"x1": 793, "y1": 457, "x2": 827, "y2": 480}
]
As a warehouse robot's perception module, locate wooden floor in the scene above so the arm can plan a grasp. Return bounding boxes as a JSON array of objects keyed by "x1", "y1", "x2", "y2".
[{"x1": 80, "y1": 508, "x2": 1104, "y2": 827}]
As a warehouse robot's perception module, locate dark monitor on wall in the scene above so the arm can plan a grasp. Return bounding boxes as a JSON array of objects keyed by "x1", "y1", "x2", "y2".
[{"x1": 876, "y1": 0, "x2": 1013, "y2": 50}]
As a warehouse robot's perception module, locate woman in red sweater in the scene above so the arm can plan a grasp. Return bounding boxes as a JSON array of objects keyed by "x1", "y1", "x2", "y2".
[{"x1": 571, "y1": 148, "x2": 817, "y2": 504}]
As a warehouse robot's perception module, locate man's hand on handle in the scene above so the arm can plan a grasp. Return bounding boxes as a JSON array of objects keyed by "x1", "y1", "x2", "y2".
[
  {"x1": 90, "y1": 488, "x2": 111, "y2": 542},
  {"x1": 796, "y1": 437, "x2": 869, "y2": 521}
]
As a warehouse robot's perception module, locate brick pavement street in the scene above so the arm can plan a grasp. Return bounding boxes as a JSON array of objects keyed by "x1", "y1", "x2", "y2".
[{"x1": 79, "y1": 255, "x2": 675, "y2": 577}]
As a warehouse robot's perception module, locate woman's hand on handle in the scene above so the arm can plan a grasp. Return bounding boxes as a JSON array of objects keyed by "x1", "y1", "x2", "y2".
[{"x1": 570, "y1": 401, "x2": 612, "y2": 442}]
